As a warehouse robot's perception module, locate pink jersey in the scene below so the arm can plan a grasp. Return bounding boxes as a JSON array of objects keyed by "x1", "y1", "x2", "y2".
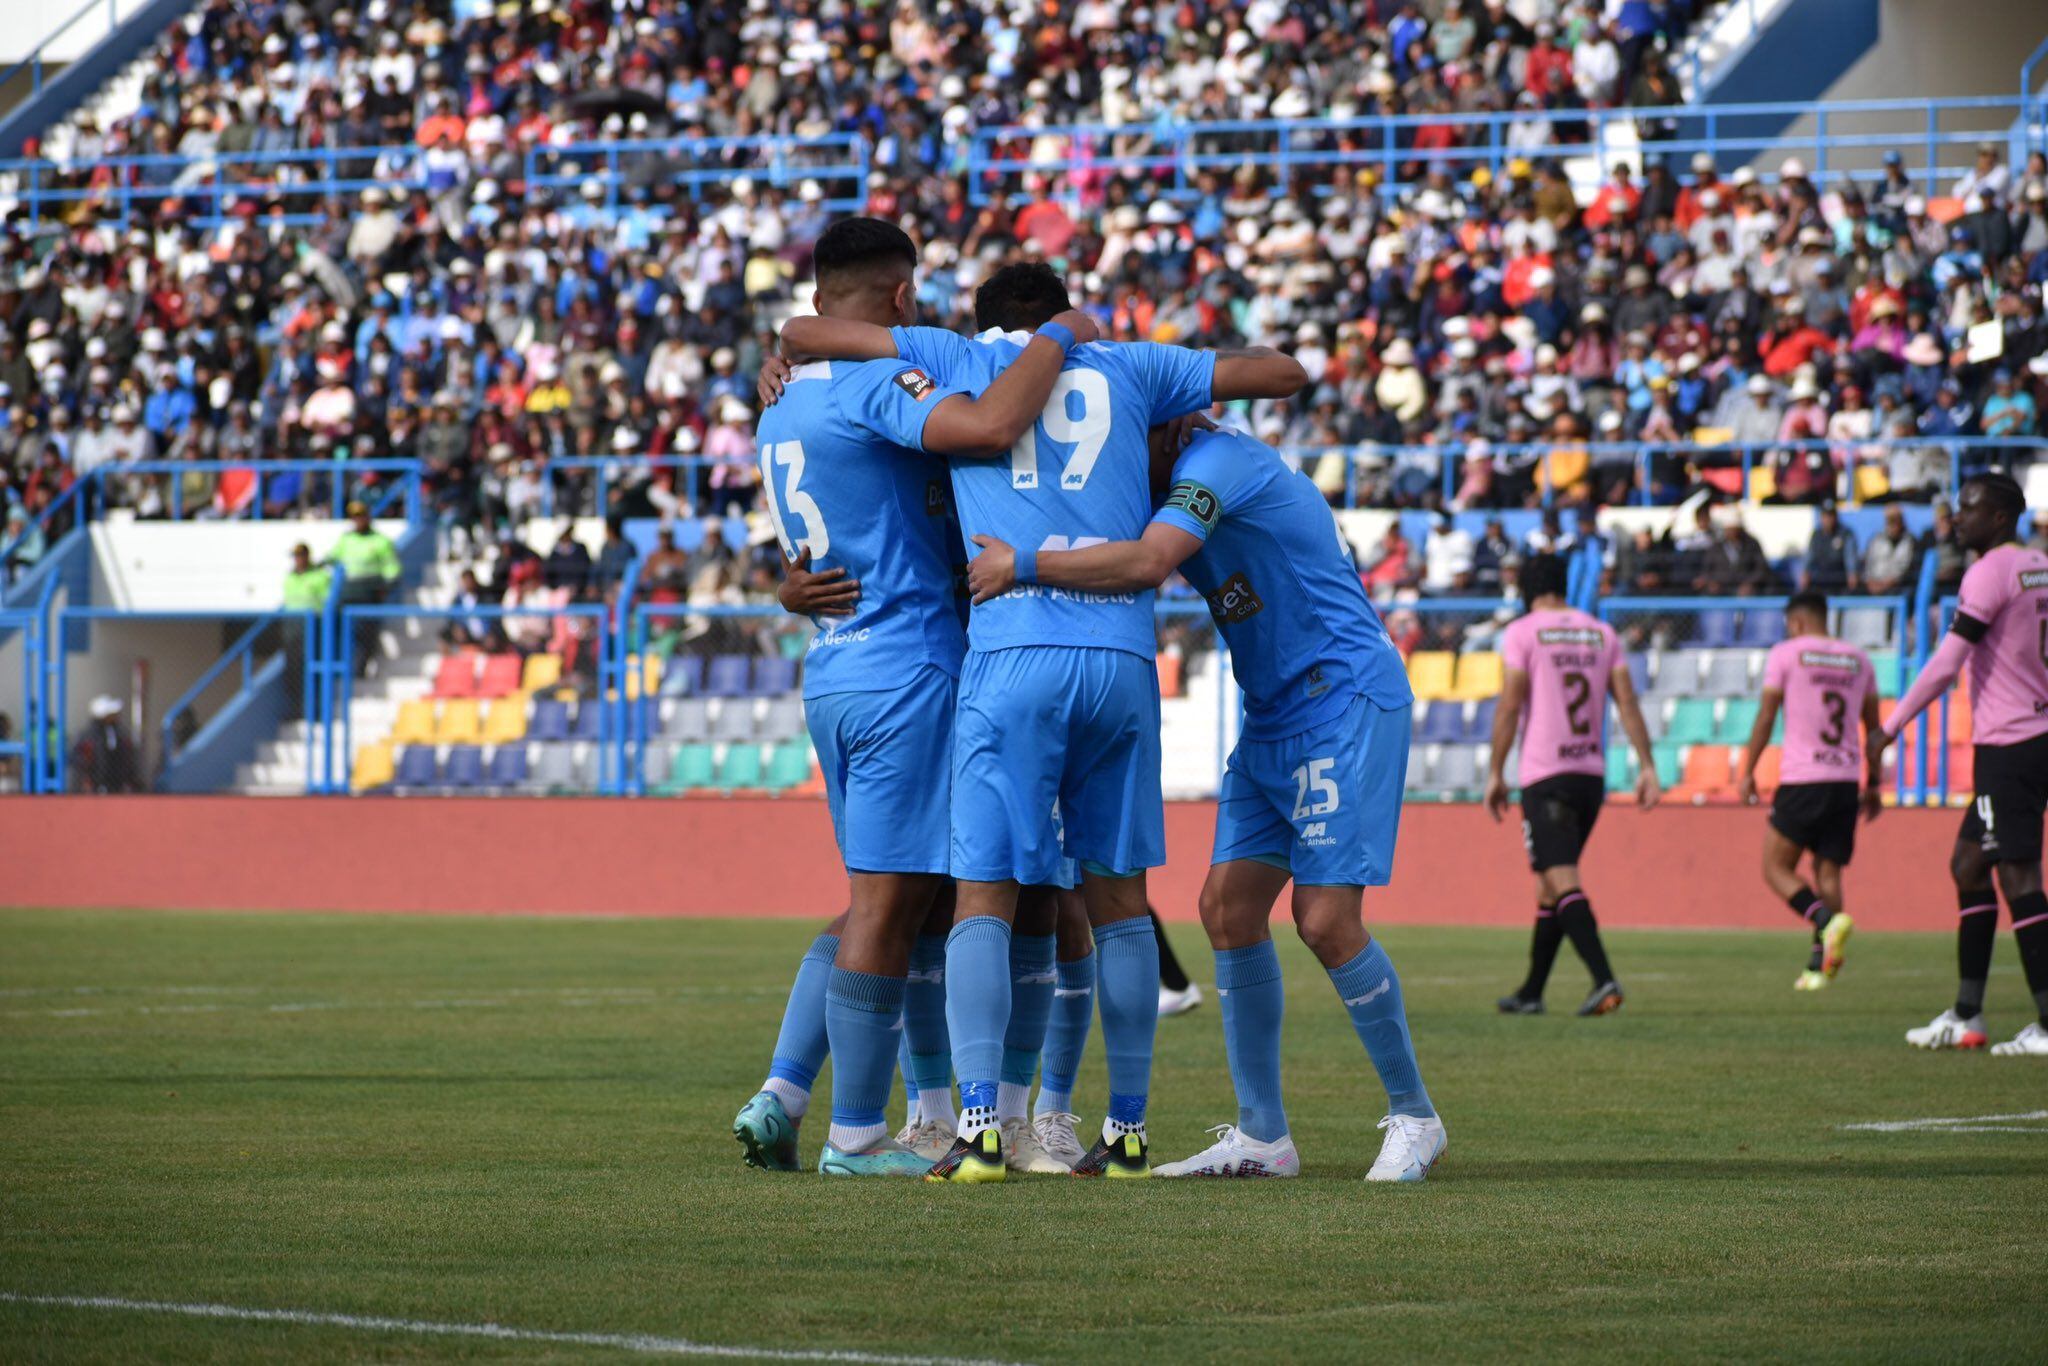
[
  {"x1": 1501, "y1": 608, "x2": 1624, "y2": 787},
  {"x1": 1763, "y1": 635, "x2": 1875, "y2": 784},
  {"x1": 1954, "y1": 544, "x2": 2048, "y2": 746}
]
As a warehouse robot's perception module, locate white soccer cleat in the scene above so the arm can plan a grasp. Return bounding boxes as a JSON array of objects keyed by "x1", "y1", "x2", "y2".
[
  {"x1": 1366, "y1": 1113, "x2": 1446, "y2": 1183},
  {"x1": 1904, "y1": 1008, "x2": 1989, "y2": 1050},
  {"x1": 1159, "y1": 982, "x2": 1204, "y2": 1017},
  {"x1": 1032, "y1": 1110, "x2": 1086, "y2": 1168},
  {"x1": 1989, "y1": 1022, "x2": 2048, "y2": 1057},
  {"x1": 895, "y1": 1115, "x2": 957, "y2": 1163},
  {"x1": 1001, "y1": 1116, "x2": 1072, "y2": 1173},
  {"x1": 1793, "y1": 969, "x2": 1828, "y2": 992},
  {"x1": 1154, "y1": 1124, "x2": 1299, "y2": 1178}
]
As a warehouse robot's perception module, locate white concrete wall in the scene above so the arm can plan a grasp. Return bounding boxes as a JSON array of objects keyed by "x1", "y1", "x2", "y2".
[
  {"x1": 0, "y1": 1, "x2": 147, "y2": 67},
  {"x1": 91, "y1": 519, "x2": 403, "y2": 611}
]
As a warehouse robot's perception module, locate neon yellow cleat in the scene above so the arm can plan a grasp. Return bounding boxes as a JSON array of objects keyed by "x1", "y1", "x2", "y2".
[
  {"x1": 1793, "y1": 969, "x2": 1828, "y2": 992},
  {"x1": 1821, "y1": 913, "x2": 1855, "y2": 978},
  {"x1": 924, "y1": 1127, "x2": 1006, "y2": 1183}
]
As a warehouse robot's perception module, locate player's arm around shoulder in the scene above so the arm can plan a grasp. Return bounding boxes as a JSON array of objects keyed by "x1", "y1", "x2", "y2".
[
  {"x1": 921, "y1": 310, "x2": 1100, "y2": 458},
  {"x1": 1208, "y1": 345, "x2": 1312, "y2": 401},
  {"x1": 779, "y1": 316, "x2": 900, "y2": 364},
  {"x1": 967, "y1": 522, "x2": 1200, "y2": 603}
]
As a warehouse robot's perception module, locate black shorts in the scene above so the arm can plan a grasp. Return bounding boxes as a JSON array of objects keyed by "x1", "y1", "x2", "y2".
[
  {"x1": 1769, "y1": 782, "x2": 1861, "y2": 865},
  {"x1": 1521, "y1": 773, "x2": 1607, "y2": 872},
  {"x1": 1958, "y1": 731, "x2": 2048, "y2": 865}
]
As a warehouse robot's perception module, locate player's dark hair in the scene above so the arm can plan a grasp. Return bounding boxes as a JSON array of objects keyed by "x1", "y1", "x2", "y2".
[
  {"x1": 812, "y1": 217, "x2": 917, "y2": 290},
  {"x1": 1786, "y1": 590, "x2": 1828, "y2": 622},
  {"x1": 1520, "y1": 551, "x2": 1570, "y2": 604},
  {"x1": 1963, "y1": 471, "x2": 2025, "y2": 525},
  {"x1": 974, "y1": 262, "x2": 1071, "y2": 332}
]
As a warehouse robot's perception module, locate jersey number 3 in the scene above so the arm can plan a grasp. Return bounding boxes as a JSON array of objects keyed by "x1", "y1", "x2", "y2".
[
  {"x1": 759, "y1": 439, "x2": 828, "y2": 559},
  {"x1": 1009, "y1": 371, "x2": 1112, "y2": 492}
]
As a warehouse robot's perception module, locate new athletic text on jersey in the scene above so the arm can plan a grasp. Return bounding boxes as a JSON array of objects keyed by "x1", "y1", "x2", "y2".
[
  {"x1": 1500, "y1": 608, "x2": 1623, "y2": 787},
  {"x1": 891, "y1": 325, "x2": 1215, "y2": 659},
  {"x1": 1764, "y1": 634, "x2": 1875, "y2": 783},
  {"x1": 1952, "y1": 544, "x2": 2048, "y2": 746},
  {"x1": 1149, "y1": 429, "x2": 1412, "y2": 740},
  {"x1": 755, "y1": 358, "x2": 968, "y2": 698}
]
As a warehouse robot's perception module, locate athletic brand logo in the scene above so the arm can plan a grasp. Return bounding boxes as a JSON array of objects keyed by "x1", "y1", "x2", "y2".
[
  {"x1": 1208, "y1": 572, "x2": 1264, "y2": 624},
  {"x1": 1306, "y1": 664, "x2": 1330, "y2": 699},
  {"x1": 893, "y1": 368, "x2": 936, "y2": 401},
  {"x1": 1163, "y1": 479, "x2": 1222, "y2": 532},
  {"x1": 2017, "y1": 569, "x2": 2048, "y2": 590},
  {"x1": 908, "y1": 967, "x2": 945, "y2": 985},
  {"x1": 1053, "y1": 986, "x2": 1093, "y2": 999},
  {"x1": 1343, "y1": 978, "x2": 1392, "y2": 1008},
  {"x1": 1301, "y1": 822, "x2": 1327, "y2": 841},
  {"x1": 1014, "y1": 969, "x2": 1057, "y2": 986}
]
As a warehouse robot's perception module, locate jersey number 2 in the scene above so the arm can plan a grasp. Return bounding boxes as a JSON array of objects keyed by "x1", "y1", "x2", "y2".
[
  {"x1": 759, "y1": 439, "x2": 828, "y2": 559},
  {"x1": 1009, "y1": 371, "x2": 1112, "y2": 492}
]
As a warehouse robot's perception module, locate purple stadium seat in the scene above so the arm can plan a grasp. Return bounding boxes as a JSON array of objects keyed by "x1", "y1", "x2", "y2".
[
  {"x1": 705, "y1": 655, "x2": 752, "y2": 697},
  {"x1": 443, "y1": 745, "x2": 484, "y2": 787},
  {"x1": 395, "y1": 746, "x2": 438, "y2": 788},
  {"x1": 752, "y1": 656, "x2": 798, "y2": 696},
  {"x1": 530, "y1": 697, "x2": 570, "y2": 742}
]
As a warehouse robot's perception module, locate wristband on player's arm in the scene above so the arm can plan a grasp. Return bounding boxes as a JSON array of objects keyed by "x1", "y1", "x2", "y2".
[
  {"x1": 1034, "y1": 321, "x2": 1077, "y2": 354},
  {"x1": 1012, "y1": 543, "x2": 1038, "y2": 584}
]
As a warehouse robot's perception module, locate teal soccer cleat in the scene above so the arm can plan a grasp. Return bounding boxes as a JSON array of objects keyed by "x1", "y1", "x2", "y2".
[
  {"x1": 733, "y1": 1091, "x2": 801, "y2": 1172},
  {"x1": 818, "y1": 1137, "x2": 932, "y2": 1177}
]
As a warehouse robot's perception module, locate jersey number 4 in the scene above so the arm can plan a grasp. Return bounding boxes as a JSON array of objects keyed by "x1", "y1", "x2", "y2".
[
  {"x1": 759, "y1": 439, "x2": 828, "y2": 559},
  {"x1": 1009, "y1": 371, "x2": 1111, "y2": 492}
]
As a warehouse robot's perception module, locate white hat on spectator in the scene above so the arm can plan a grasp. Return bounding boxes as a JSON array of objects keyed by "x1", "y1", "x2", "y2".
[
  {"x1": 361, "y1": 186, "x2": 385, "y2": 205},
  {"x1": 1535, "y1": 342, "x2": 1559, "y2": 366},
  {"x1": 90, "y1": 696, "x2": 123, "y2": 721},
  {"x1": 1690, "y1": 152, "x2": 1715, "y2": 173},
  {"x1": 1322, "y1": 197, "x2": 1352, "y2": 221},
  {"x1": 1234, "y1": 218, "x2": 1263, "y2": 246},
  {"x1": 1903, "y1": 333, "x2": 1943, "y2": 366},
  {"x1": 1442, "y1": 316, "x2": 1471, "y2": 339},
  {"x1": 710, "y1": 347, "x2": 737, "y2": 371},
  {"x1": 1146, "y1": 201, "x2": 1184, "y2": 225},
  {"x1": 1580, "y1": 302, "x2": 1608, "y2": 323},
  {"x1": 798, "y1": 180, "x2": 824, "y2": 202},
  {"x1": 1527, "y1": 265, "x2": 1553, "y2": 289},
  {"x1": 581, "y1": 179, "x2": 605, "y2": 201},
  {"x1": 473, "y1": 179, "x2": 499, "y2": 203},
  {"x1": 1789, "y1": 374, "x2": 1820, "y2": 400},
  {"x1": 262, "y1": 34, "x2": 286, "y2": 55},
  {"x1": 1295, "y1": 321, "x2": 1324, "y2": 343},
  {"x1": 1746, "y1": 374, "x2": 1772, "y2": 395},
  {"x1": 1731, "y1": 166, "x2": 1758, "y2": 186},
  {"x1": 1451, "y1": 338, "x2": 1478, "y2": 360},
  {"x1": 1598, "y1": 410, "x2": 1624, "y2": 433},
  {"x1": 113, "y1": 404, "x2": 136, "y2": 422},
  {"x1": 1381, "y1": 338, "x2": 1416, "y2": 366},
  {"x1": 2029, "y1": 354, "x2": 2048, "y2": 376},
  {"x1": 1110, "y1": 205, "x2": 1142, "y2": 231},
  {"x1": 612, "y1": 426, "x2": 639, "y2": 451},
  {"x1": 321, "y1": 321, "x2": 347, "y2": 342},
  {"x1": 721, "y1": 398, "x2": 753, "y2": 424},
  {"x1": 1796, "y1": 225, "x2": 1828, "y2": 246},
  {"x1": 1501, "y1": 316, "x2": 1537, "y2": 348},
  {"x1": 27, "y1": 318, "x2": 51, "y2": 339},
  {"x1": 1905, "y1": 195, "x2": 1927, "y2": 216},
  {"x1": 1779, "y1": 157, "x2": 1807, "y2": 179},
  {"x1": 141, "y1": 328, "x2": 166, "y2": 351},
  {"x1": 673, "y1": 426, "x2": 702, "y2": 454},
  {"x1": 1678, "y1": 351, "x2": 1702, "y2": 373},
  {"x1": 1273, "y1": 199, "x2": 1302, "y2": 223}
]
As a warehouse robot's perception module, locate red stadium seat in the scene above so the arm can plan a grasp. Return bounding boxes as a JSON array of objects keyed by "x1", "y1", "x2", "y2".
[
  {"x1": 476, "y1": 653, "x2": 524, "y2": 699},
  {"x1": 1157, "y1": 653, "x2": 1184, "y2": 700},
  {"x1": 433, "y1": 651, "x2": 480, "y2": 698}
]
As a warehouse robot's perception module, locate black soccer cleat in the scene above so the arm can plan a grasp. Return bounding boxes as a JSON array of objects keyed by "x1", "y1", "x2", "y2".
[
  {"x1": 924, "y1": 1127, "x2": 1006, "y2": 1183},
  {"x1": 1497, "y1": 993, "x2": 1546, "y2": 1015},
  {"x1": 1070, "y1": 1129, "x2": 1150, "y2": 1179},
  {"x1": 1576, "y1": 981, "x2": 1625, "y2": 1017}
]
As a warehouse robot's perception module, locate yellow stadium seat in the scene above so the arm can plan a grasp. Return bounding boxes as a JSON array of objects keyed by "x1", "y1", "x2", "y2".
[
  {"x1": 1746, "y1": 466, "x2": 1776, "y2": 504},
  {"x1": 391, "y1": 698, "x2": 436, "y2": 746},
  {"x1": 1854, "y1": 464, "x2": 1891, "y2": 504},
  {"x1": 1407, "y1": 651, "x2": 1456, "y2": 700},
  {"x1": 522, "y1": 653, "x2": 563, "y2": 693},
  {"x1": 483, "y1": 697, "x2": 528, "y2": 745},
  {"x1": 1450, "y1": 652, "x2": 1504, "y2": 701},
  {"x1": 352, "y1": 742, "x2": 395, "y2": 793},
  {"x1": 640, "y1": 654, "x2": 662, "y2": 697},
  {"x1": 436, "y1": 698, "x2": 483, "y2": 745}
]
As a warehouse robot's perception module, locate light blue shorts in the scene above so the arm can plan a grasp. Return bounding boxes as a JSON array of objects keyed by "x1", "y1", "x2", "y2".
[
  {"x1": 1212, "y1": 695, "x2": 1410, "y2": 887},
  {"x1": 807, "y1": 665, "x2": 956, "y2": 875},
  {"x1": 951, "y1": 646, "x2": 1164, "y2": 885}
]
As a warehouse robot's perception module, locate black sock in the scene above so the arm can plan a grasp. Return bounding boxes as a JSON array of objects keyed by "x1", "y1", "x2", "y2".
[
  {"x1": 1520, "y1": 905, "x2": 1565, "y2": 999},
  {"x1": 2007, "y1": 891, "x2": 2048, "y2": 1028},
  {"x1": 1150, "y1": 906, "x2": 1191, "y2": 992},
  {"x1": 1788, "y1": 887, "x2": 1831, "y2": 931},
  {"x1": 1555, "y1": 891, "x2": 1616, "y2": 986},
  {"x1": 1955, "y1": 888, "x2": 1999, "y2": 1019},
  {"x1": 1806, "y1": 939, "x2": 1825, "y2": 972}
]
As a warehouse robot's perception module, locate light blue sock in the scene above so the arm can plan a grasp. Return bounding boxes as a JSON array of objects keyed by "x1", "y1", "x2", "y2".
[
  {"x1": 905, "y1": 933, "x2": 952, "y2": 1102},
  {"x1": 1328, "y1": 939, "x2": 1434, "y2": 1119},
  {"x1": 897, "y1": 1029, "x2": 917, "y2": 1108},
  {"x1": 1093, "y1": 916, "x2": 1159, "y2": 1132},
  {"x1": 766, "y1": 933, "x2": 838, "y2": 1105},
  {"x1": 944, "y1": 915, "x2": 1012, "y2": 1128},
  {"x1": 1215, "y1": 940, "x2": 1288, "y2": 1143},
  {"x1": 824, "y1": 967, "x2": 907, "y2": 1147},
  {"x1": 1035, "y1": 950, "x2": 1095, "y2": 1116},
  {"x1": 999, "y1": 933, "x2": 1057, "y2": 1101}
]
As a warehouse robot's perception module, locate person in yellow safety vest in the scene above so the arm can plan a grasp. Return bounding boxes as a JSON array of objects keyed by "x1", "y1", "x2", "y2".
[
  {"x1": 326, "y1": 501, "x2": 400, "y2": 675},
  {"x1": 281, "y1": 542, "x2": 333, "y2": 717}
]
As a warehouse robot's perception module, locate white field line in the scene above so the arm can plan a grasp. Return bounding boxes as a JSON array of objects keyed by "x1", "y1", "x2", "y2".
[
  {"x1": 2, "y1": 986, "x2": 778, "y2": 1020},
  {"x1": 0, "y1": 1292, "x2": 1031, "y2": 1366},
  {"x1": 1839, "y1": 1110, "x2": 2048, "y2": 1134}
]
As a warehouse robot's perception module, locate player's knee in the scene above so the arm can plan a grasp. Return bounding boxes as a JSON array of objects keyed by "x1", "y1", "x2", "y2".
[
  {"x1": 1994, "y1": 861, "x2": 2043, "y2": 900},
  {"x1": 1950, "y1": 843, "x2": 1990, "y2": 889}
]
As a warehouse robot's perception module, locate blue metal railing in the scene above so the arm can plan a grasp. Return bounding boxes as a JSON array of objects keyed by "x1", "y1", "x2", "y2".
[
  {"x1": 523, "y1": 132, "x2": 870, "y2": 216},
  {"x1": 0, "y1": 606, "x2": 42, "y2": 789}
]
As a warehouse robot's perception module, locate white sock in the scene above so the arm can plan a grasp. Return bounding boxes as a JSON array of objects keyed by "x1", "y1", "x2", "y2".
[
  {"x1": 762, "y1": 1076, "x2": 808, "y2": 1119},
  {"x1": 1034, "y1": 1087, "x2": 1072, "y2": 1118},
  {"x1": 828, "y1": 1120, "x2": 888, "y2": 1153},
  {"x1": 996, "y1": 1081, "x2": 1031, "y2": 1122},
  {"x1": 1102, "y1": 1115, "x2": 1146, "y2": 1144},
  {"x1": 958, "y1": 1103, "x2": 998, "y2": 1139},
  {"x1": 919, "y1": 1087, "x2": 955, "y2": 1127}
]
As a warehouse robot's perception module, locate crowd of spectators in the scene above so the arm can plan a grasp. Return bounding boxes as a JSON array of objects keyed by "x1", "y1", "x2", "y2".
[{"x1": 5, "y1": 0, "x2": 2048, "y2": 597}]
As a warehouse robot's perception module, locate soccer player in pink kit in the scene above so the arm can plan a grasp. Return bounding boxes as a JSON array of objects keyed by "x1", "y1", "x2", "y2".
[
  {"x1": 1736, "y1": 592, "x2": 1884, "y2": 991},
  {"x1": 1485, "y1": 554, "x2": 1662, "y2": 1016},
  {"x1": 1880, "y1": 475, "x2": 2048, "y2": 1057}
]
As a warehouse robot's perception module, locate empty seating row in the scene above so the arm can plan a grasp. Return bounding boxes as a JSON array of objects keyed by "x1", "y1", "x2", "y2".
[
  {"x1": 652, "y1": 653, "x2": 800, "y2": 699},
  {"x1": 1681, "y1": 608, "x2": 1896, "y2": 650},
  {"x1": 352, "y1": 740, "x2": 821, "y2": 795},
  {"x1": 655, "y1": 695, "x2": 807, "y2": 744},
  {"x1": 1413, "y1": 699, "x2": 1498, "y2": 745},
  {"x1": 432, "y1": 650, "x2": 561, "y2": 698},
  {"x1": 1406, "y1": 651, "x2": 1504, "y2": 703},
  {"x1": 645, "y1": 741, "x2": 817, "y2": 794}
]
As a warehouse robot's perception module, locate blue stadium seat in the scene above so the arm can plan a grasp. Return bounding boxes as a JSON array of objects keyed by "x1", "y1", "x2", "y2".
[
  {"x1": 1693, "y1": 610, "x2": 1739, "y2": 649},
  {"x1": 571, "y1": 700, "x2": 606, "y2": 741},
  {"x1": 664, "y1": 698, "x2": 712, "y2": 741},
  {"x1": 1738, "y1": 611, "x2": 1784, "y2": 646},
  {"x1": 396, "y1": 746, "x2": 438, "y2": 788},
  {"x1": 530, "y1": 697, "x2": 570, "y2": 742},
  {"x1": 1467, "y1": 698, "x2": 1498, "y2": 743},
  {"x1": 753, "y1": 656, "x2": 798, "y2": 696},
  {"x1": 661, "y1": 654, "x2": 707, "y2": 696},
  {"x1": 487, "y1": 745, "x2": 529, "y2": 788},
  {"x1": 443, "y1": 745, "x2": 484, "y2": 788},
  {"x1": 705, "y1": 655, "x2": 752, "y2": 696},
  {"x1": 713, "y1": 700, "x2": 759, "y2": 741},
  {"x1": 1418, "y1": 702, "x2": 1465, "y2": 744},
  {"x1": 1628, "y1": 654, "x2": 1651, "y2": 699}
]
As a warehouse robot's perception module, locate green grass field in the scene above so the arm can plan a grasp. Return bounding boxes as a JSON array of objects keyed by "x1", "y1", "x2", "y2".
[{"x1": 3, "y1": 909, "x2": 2046, "y2": 1363}]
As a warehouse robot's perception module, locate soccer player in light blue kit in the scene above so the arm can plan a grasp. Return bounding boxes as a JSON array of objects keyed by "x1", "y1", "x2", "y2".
[
  {"x1": 968, "y1": 421, "x2": 1448, "y2": 1183},
  {"x1": 779, "y1": 262, "x2": 1307, "y2": 1180},
  {"x1": 732, "y1": 219, "x2": 1093, "y2": 1177}
]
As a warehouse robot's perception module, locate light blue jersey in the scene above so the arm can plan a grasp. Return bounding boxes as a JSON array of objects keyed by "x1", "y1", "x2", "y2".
[
  {"x1": 891, "y1": 326, "x2": 1215, "y2": 660},
  {"x1": 1152, "y1": 429, "x2": 1413, "y2": 741},
  {"x1": 755, "y1": 358, "x2": 970, "y2": 699}
]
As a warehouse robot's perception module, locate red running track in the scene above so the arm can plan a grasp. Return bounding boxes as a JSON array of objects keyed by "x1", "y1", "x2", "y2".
[{"x1": 0, "y1": 797, "x2": 1975, "y2": 931}]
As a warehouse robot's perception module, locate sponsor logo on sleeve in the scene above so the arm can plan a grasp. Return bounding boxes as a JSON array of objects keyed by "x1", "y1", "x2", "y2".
[
  {"x1": 2018, "y1": 569, "x2": 2048, "y2": 591},
  {"x1": 894, "y1": 368, "x2": 937, "y2": 401}
]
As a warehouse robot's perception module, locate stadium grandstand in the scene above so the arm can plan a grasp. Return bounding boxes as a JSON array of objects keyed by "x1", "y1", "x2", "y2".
[{"x1": 0, "y1": 0, "x2": 2043, "y2": 809}]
